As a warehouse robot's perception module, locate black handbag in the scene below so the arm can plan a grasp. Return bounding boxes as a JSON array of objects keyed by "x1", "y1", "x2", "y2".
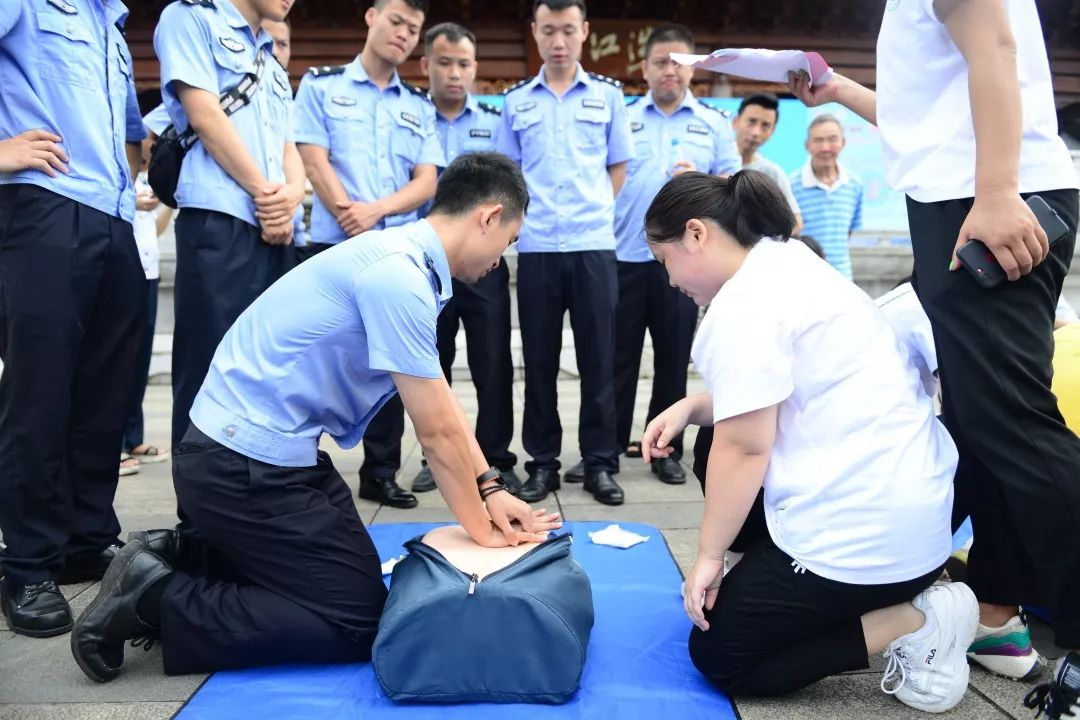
[{"x1": 148, "y1": 50, "x2": 266, "y2": 208}]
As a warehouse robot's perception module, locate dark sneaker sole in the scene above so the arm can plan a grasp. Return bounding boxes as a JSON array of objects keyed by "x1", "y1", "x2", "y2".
[{"x1": 70, "y1": 540, "x2": 147, "y2": 683}]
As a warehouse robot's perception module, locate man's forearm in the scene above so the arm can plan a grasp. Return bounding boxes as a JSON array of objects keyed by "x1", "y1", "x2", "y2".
[
  {"x1": 183, "y1": 102, "x2": 267, "y2": 195},
  {"x1": 283, "y1": 142, "x2": 306, "y2": 193},
  {"x1": 608, "y1": 161, "x2": 627, "y2": 196},
  {"x1": 377, "y1": 167, "x2": 436, "y2": 217},
  {"x1": 298, "y1": 146, "x2": 351, "y2": 218},
  {"x1": 126, "y1": 142, "x2": 141, "y2": 184},
  {"x1": 445, "y1": 380, "x2": 492, "y2": 476},
  {"x1": 419, "y1": 417, "x2": 490, "y2": 537}
]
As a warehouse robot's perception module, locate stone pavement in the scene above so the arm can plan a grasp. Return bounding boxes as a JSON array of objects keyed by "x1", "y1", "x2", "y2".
[{"x1": 0, "y1": 381, "x2": 1063, "y2": 720}]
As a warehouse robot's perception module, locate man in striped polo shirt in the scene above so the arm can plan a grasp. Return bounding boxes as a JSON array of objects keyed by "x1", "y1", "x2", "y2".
[{"x1": 790, "y1": 114, "x2": 863, "y2": 279}]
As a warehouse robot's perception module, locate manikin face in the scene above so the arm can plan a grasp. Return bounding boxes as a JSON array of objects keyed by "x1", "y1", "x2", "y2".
[
  {"x1": 531, "y1": 4, "x2": 588, "y2": 72},
  {"x1": 642, "y1": 40, "x2": 693, "y2": 108},
  {"x1": 364, "y1": 0, "x2": 425, "y2": 67},
  {"x1": 733, "y1": 104, "x2": 778, "y2": 158},
  {"x1": 423, "y1": 35, "x2": 478, "y2": 105}
]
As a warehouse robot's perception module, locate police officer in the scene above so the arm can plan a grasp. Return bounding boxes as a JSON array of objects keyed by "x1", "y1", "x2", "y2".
[
  {"x1": 403, "y1": 22, "x2": 521, "y2": 494},
  {"x1": 606, "y1": 25, "x2": 739, "y2": 485},
  {"x1": 70, "y1": 154, "x2": 562, "y2": 681},
  {"x1": 155, "y1": 0, "x2": 304, "y2": 451},
  {"x1": 294, "y1": 0, "x2": 443, "y2": 509},
  {"x1": 0, "y1": 0, "x2": 147, "y2": 637},
  {"x1": 498, "y1": 0, "x2": 634, "y2": 506}
]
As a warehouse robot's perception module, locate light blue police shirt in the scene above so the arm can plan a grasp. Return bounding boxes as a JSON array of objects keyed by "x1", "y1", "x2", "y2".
[
  {"x1": 496, "y1": 65, "x2": 634, "y2": 253},
  {"x1": 615, "y1": 91, "x2": 740, "y2": 263},
  {"x1": 416, "y1": 94, "x2": 501, "y2": 217},
  {"x1": 189, "y1": 219, "x2": 453, "y2": 467},
  {"x1": 142, "y1": 103, "x2": 172, "y2": 137},
  {"x1": 294, "y1": 58, "x2": 445, "y2": 245},
  {"x1": 0, "y1": 0, "x2": 141, "y2": 221},
  {"x1": 155, "y1": 0, "x2": 294, "y2": 227}
]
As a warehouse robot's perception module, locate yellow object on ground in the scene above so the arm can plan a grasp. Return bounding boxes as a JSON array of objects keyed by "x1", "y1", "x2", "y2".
[{"x1": 1053, "y1": 323, "x2": 1080, "y2": 433}]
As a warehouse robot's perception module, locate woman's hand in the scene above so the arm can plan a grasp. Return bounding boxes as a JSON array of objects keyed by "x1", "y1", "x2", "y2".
[
  {"x1": 642, "y1": 399, "x2": 693, "y2": 461},
  {"x1": 684, "y1": 554, "x2": 725, "y2": 631}
]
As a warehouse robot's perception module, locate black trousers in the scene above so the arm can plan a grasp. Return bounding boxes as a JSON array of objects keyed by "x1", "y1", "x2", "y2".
[
  {"x1": 122, "y1": 278, "x2": 159, "y2": 451},
  {"x1": 688, "y1": 426, "x2": 940, "y2": 696},
  {"x1": 517, "y1": 251, "x2": 619, "y2": 474},
  {"x1": 908, "y1": 188, "x2": 1080, "y2": 648},
  {"x1": 614, "y1": 260, "x2": 698, "y2": 457},
  {"x1": 0, "y1": 185, "x2": 146, "y2": 586},
  {"x1": 171, "y1": 209, "x2": 294, "y2": 448},
  {"x1": 360, "y1": 259, "x2": 518, "y2": 478},
  {"x1": 161, "y1": 426, "x2": 387, "y2": 675}
]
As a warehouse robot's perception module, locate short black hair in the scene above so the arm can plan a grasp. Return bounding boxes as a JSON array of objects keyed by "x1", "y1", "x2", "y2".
[
  {"x1": 430, "y1": 153, "x2": 529, "y2": 222},
  {"x1": 643, "y1": 24, "x2": 694, "y2": 60},
  {"x1": 424, "y1": 22, "x2": 476, "y2": 54},
  {"x1": 794, "y1": 234, "x2": 825, "y2": 259},
  {"x1": 533, "y1": 0, "x2": 587, "y2": 19},
  {"x1": 644, "y1": 170, "x2": 795, "y2": 249},
  {"x1": 374, "y1": 0, "x2": 429, "y2": 13},
  {"x1": 737, "y1": 93, "x2": 780, "y2": 121}
]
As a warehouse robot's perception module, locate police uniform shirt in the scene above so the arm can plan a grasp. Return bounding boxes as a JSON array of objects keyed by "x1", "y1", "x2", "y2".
[
  {"x1": 496, "y1": 64, "x2": 634, "y2": 253},
  {"x1": 155, "y1": 0, "x2": 294, "y2": 227},
  {"x1": 0, "y1": 0, "x2": 142, "y2": 221},
  {"x1": 437, "y1": 94, "x2": 501, "y2": 163},
  {"x1": 189, "y1": 219, "x2": 453, "y2": 467},
  {"x1": 294, "y1": 58, "x2": 445, "y2": 245},
  {"x1": 614, "y1": 91, "x2": 740, "y2": 263}
]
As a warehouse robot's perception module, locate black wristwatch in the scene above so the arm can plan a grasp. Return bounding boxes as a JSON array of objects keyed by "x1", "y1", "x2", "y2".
[{"x1": 476, "y1": 467, "x2": 503, "y2": 489}]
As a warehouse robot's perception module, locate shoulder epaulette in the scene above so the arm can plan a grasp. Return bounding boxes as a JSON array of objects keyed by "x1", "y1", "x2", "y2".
[
  {"x1": 501, "y1": 78, "x2": 531, "y2": 96},
  {"x1": 477, "y1": 101, "x2": 501, "y2": 116},
  {"x1": 588, "y1": 72, "x2": 622, "y2": 89},
  {"x1": 306, "y1": 65, "x2": 346, "y2": 77},
  {"x1": 702, "y1": 103, "x2": 732, "y2": 119},
  {"x1": 401, "y1": 80, "x2": 433, "y2": 102},
  {"x1": 179, "y1": 0, "x2": 215, "y2": 7}
]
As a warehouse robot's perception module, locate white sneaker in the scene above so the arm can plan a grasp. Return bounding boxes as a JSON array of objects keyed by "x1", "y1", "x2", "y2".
[
  {"x1": 881, "y1": 582, "x2": 980, "y2": 713},
  {"x1": 967, "y1": 614, "x2": 1043, "y2": 680}
]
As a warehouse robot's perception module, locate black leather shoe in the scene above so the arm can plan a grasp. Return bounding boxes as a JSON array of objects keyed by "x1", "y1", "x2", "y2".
[
  {"x1": 126, "y1": 529, "x2": 179, "y2": 564},
  {"x1": 359, "y1": 477, "x2": 418, "y2": 509},
  {"x1": 651, "y1": 457, "x2": 686, "y2": 485},
  {"x1": 58, "y1": 544, "x2": 122, "y2": 585},
  {"x1": 410, "y1": 466, "x2": 436, "y2": 493},
  {"x1": 563, "y1": 461, "x2": 585, "y2": 484},
  {"x1": 71, "y1": 539, "x2": 174, "y2": 683},
  {"x1": 584, "y1": 471, "x2": 624, "y2": 506},
  {"x1": 516, "y1": 468, "x2": 560, "y2": 503},
  {"x1": 1, "y1": 579, "x2": 73, "y2": 638},
  {"x1": 500, "y1": 468, "x2": 523, "y2": 495}
]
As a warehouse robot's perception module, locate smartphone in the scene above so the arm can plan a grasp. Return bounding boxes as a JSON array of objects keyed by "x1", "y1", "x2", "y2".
[{"x1": 957, "y1": 195, "x2": 1071, "y2": 289}]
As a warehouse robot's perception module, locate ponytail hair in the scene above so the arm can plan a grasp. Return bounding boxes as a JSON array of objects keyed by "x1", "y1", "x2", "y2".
[{"x1": 643, "y1": 170, "x2": 796, "y2": 249}]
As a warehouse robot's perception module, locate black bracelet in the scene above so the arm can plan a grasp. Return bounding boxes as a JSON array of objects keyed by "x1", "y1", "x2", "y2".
[
  {"x1": 480, "y1": 485, "x2": 507, "y2": 501},
  {"x1": 476, "y1": 467, "x2": 502, "y2": 488}
]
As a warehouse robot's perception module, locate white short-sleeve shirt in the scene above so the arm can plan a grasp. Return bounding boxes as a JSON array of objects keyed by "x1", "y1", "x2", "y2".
[{"x1": 692, "y1": 239, "x2": 958, "y2": 584}]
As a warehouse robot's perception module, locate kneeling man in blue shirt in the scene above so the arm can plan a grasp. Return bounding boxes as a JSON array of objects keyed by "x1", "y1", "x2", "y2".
[{"x1": 71, "y1": 153, "x2": 561, "y2": 681}]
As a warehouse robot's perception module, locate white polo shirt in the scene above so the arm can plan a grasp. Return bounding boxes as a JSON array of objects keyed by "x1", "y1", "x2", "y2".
[
  {"x1": 876, "y1": 0, "x2": 1077, "y2": 202},
  {"x1": 692, "y1": 239, "x2": 958, "y2": 584}
]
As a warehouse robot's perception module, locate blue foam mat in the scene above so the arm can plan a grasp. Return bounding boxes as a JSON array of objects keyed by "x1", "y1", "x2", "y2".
[{"x1": 176, "y1": 521, "x2": 736, "y2": 720}]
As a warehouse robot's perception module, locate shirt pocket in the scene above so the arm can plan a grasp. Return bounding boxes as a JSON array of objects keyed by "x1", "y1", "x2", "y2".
[
  {"x1": 511, "y1": 112, "x2": 543, "y2": 157},
  {"x1": 573, "y1": 108, "x2": 609, "y2": 156},
  {"x1": 35, "y1": 12, "x2": 97, "y2": 88},
  {"x1": 325, "y1": 100, "x2": 370, "y2": 158},
  {"x1": 682, "y1": 134, "x2": 715, "y2": 173},
  {"x1": 390, "y1": 109, "x2": 426, "y2": 170}
]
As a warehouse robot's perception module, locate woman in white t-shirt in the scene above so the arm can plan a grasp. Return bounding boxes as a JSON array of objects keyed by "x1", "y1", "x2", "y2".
[{"x1": 641, "y1": 170, "x2": 974, "y2": 713}]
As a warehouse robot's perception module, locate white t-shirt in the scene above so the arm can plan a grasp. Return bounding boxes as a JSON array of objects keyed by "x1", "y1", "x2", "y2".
[
  {"x1": 876, "y1": 282, "x2": 939, "y2": 399},
  {"x1": 876, "y1": 0, "x2": 1078, "y2": 203},
  {"x1": 132, "y1": 173, "x2": 161, "y2": 281},
  {"x1": 746, "y1": 155, "x2": 801, "y2": 217},
  {"x1": 691, "y1": 240, "x2": 957, "y2": 584}
]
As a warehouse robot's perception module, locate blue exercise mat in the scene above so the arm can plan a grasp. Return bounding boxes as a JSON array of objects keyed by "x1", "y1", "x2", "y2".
[{"x1": 175, "y1": 521, "x2": 736, "y2": 720}]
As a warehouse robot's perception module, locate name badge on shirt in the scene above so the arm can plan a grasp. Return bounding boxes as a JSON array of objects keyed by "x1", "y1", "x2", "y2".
[
  {"x1": 469, "y1": 129, "x2": 492, "y2": 138},
  {"x1": 686, "y1": 124, "x2": 710, "y2": 136},
  {"x1": 581, "y1": 99, "x2": 606, "y2": 110},
  {"x1": 515, "y1": 101, "x2": 537, "y2": 113},
  {"x1": 400, "y1": 111, "x2": 420, "y2": 128},
  {"x1": 331, "y1": 96, "x2": 357, "y2": 106},
  {"x1": 46, "y1": 0, "x2": 78, "y2": 14},
  {"x1": 219, "y1": 37, "x2": 246, "y2": 53},
  {"x1": 630, "y1": 122, "x2": 645, "y2": 133}
]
